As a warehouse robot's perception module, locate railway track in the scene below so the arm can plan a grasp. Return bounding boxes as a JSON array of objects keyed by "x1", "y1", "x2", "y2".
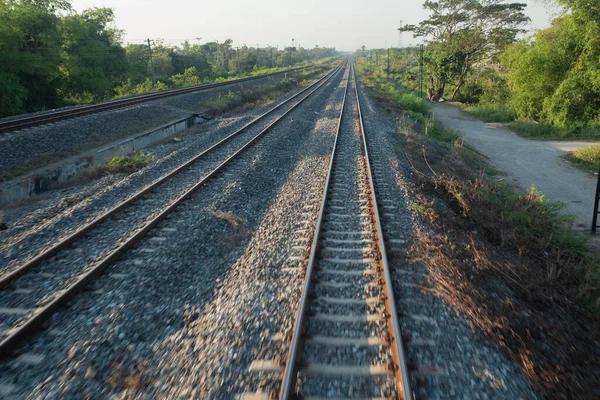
[
  {"x1": 243, "y1": 63, "x2": 411, "y2": 399},
  {"x1": 0, "y1": 60, "x2": 347, "y2": 358},
  {"x1": 0, "y1": 66, "x2": 311, "y2": 134}
]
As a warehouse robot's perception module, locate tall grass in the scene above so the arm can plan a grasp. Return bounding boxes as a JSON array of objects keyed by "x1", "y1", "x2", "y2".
[
  {"x1": 509, "y1": 121, "x2": 600, "y2": 140},
  {"x1": 462, "y1": 103, "x2": 516, "y2": 123},
  {"x1": 565, "y1": 144, "x2": 600, "y2": 173}
]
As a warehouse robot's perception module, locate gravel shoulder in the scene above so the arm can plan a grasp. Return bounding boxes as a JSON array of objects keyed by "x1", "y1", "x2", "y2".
[
  {"x1": 0, "y1": 64, "x2": 346, "y2": 399},
  {"x1": 430, "y1": 103, "x2": 595, "y2": 227}
]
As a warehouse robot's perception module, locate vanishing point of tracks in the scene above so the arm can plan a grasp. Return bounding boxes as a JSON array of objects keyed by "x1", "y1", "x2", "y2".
[
  {"x1": 244, "y1": 64, "x2": 412, "y2": 399},
  {"x1": 0, "y1": 60, "x2": 346, "y2": 357},
  {"x1": 0, "y1": 67, "x2": 304, "y2": 134}
]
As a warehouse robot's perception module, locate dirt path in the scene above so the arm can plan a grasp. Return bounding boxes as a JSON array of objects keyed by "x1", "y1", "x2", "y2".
[{"x1": 430, "y1": 103, "x2": 597, "y2": 228}]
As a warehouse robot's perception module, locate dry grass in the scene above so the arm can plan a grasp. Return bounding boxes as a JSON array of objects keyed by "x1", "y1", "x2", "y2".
[
  {"x1": 106, "y1": 359, "x2": 152, "y2": 392},
  {"x1": 400, "y1": 126, "x2": 600, "y2": 398},
  {"x1": 209, "y1": 209, "x2": 251, "y2": 245}
]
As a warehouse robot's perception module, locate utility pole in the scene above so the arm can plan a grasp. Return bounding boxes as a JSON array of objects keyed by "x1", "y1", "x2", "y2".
[
  {"x1": 398, "y1": 20, "x2": 403, "y2": 48},
  {"x1": 290, "y1": 38, "x2": 294, "y2": 66},
  {"x1": 147, "y1": 38, "x2": 156, "y2": 88},
  {"x1": 387, "y1": 48, "x2": 390, "y2": 75},
  {"x1": 270, "y1": 46, "x2": 274, "y2": 68},
  {"x1": 419, "y1": 44, "x2": 424, "y2": 99}
]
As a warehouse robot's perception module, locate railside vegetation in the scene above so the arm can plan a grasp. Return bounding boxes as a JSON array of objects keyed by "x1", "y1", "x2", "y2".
[
  {"x1": 0, "y1": 0, "x2": 338, "y2": 118},
  {"x1": 362, "y1": 0, "x2": 600, "y2": 139},
  {"x1": 357, "y1": 54, "x2": 600, "y2": 399}
]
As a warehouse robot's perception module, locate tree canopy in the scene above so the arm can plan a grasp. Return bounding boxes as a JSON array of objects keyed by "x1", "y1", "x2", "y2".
[
  {"x1": 502, "y1": 11, "x2": 600, "y2": 127},
  {"x1": 0, "y1": 0, "x2": 338, "y2": 117},
  {"x1": 402, "y1": 0, "x2": 529, "y2": 100}
]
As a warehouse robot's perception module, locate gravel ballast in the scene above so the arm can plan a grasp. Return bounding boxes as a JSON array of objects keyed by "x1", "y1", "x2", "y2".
[
  {"x1": 0, "y1": 68, "x2": 334, "y2": 275},
  {"x1": 0, "y1": 63, "x2": 346, "y2": 398},
  {"x1": 294, "y1": 69, "x2": 396, "y2": 399}
]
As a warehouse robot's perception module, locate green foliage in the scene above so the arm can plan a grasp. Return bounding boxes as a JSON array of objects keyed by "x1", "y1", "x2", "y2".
[
  {"x1": 0, "y1": 0, "x2": 66, "y2": 114},
  {"x1": 478, "y1": 181, "x2": 588, "y2": 255},
  {"x1": 57, "y1": 7, "x2": 127, "y2": 104},
  {"x1": 114, "y1": 79, "x2": 168, "y2": 97},
  {"x1": 462, "y1": 103, "x2": 515, "y2": 122},
  {"x1": 0, "y1": 0, "x2": 339, "y2": 117},
  {"x1": 502, "y1": 15, "x2": 600, "y2": 128},
  {"x1": 509, "y1": 121, "x2": 600, "y2": 140},
  {"x1": 170, "y1": 67, "x2": 201, "y2": 87},
  {"x1": 356, "y1": 58, "x2": 460, "y2": 145},
  {"x1": 402, "y1": 0, "x2": 529, "y2": 100},
  {"x1": 105, "y1": 151, "x2": 154, "y2": 173},
  {"x1": 0, "y1": 72, "x2": 27, "y2": 116}
]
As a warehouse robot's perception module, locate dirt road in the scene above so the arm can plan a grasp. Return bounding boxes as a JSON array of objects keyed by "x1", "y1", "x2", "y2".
[{"x1": 430, "y1": 103, "x2": 596, "y2": 228}]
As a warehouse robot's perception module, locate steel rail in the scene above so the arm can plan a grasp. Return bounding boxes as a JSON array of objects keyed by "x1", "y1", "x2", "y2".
[
  {"x1": 0, "y1": 65, "x2": 317, "y2": 134},
  {"x1": 0, "y1": 61, "x2": 345, "y2": 290},
  {"x1": 0, "y1": 59, "x2": 348, "y2": 358},
  {"x1": 279, "y1": 61, "x2": 351, "y2": 400},
  {"x1": 278, "y1": 62, "x2": 413, "y2": 399}
]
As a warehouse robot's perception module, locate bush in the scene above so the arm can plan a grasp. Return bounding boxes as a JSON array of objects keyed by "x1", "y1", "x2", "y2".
[
  {"x1": 396, "y1": 93, "x2": 429, "y2": 115},
  {"x1": 114, "y1": 79, "x2": 168, "y2": 98},
  {"x1": 454, "y1": 80, "x2": 484, "y2": 104},
  {"x1": 170, "y1": 67, "x2": 201, "y2": 87},
  {"x1": 509, "y1": 121, "x2": 600, "y2": 140},
  {"x1": 462, "y1": 103, "x2": 516, "y2": 123},
  {"x1": 104, "y1": 151, "x2": 154, "y2": 173}
]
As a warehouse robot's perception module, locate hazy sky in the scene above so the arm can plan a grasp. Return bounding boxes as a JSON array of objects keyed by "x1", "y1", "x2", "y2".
[{"x1": 71, "y1": 0, "x2": 557, "y2": 51}]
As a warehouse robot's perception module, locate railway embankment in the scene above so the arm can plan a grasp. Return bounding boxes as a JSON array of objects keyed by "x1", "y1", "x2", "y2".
[{"x1": 0, "y1": 67, "x2": 325, "y2": 205}]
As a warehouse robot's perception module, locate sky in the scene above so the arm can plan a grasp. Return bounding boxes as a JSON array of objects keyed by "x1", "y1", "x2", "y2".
[{"x1": 71, "y1": 0, "x2": 559, "y2": 51}]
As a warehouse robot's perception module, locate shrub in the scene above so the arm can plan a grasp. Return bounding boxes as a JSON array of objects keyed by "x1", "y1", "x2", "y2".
[
  {"x1": 509, "y1": 121, "x2": 600, "y2": 140},
  {"x1": 104, "y1": 151, "x2": 154, "y2": 173},
  {"x1": 170, "y1": 67, "x2": 201, "y2": 87},
  {"x1": 462, "y1": 103, "x2": 516, "y2": 123},
  {"x1": 114, "y1": 79, "x2": 168, "y2": 98},
  {"x1": 565, "y1": 144, "x2": 600, "y2": 172}
]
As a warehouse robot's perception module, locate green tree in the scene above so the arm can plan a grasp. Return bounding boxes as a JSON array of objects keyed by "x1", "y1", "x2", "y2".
[
  {"x1": 229, "y1": 45, "x2": 258, "y2": 75},
  {"x1": 214, "y1": 39, "x2": 234, "y2": 76},
  {"x1": 58, "y1": 7, "x2": 127, "y2": 103},
  {"x1": 402, "y1": 0, "x2": 529, "y2": 100},
  {"x1": 501, "y1": 14, "x2": 600, "y2": 127},
  {"x1": 0, "y1": 0, "x2": 69, "y2": 115},
  {"x1": 172, "y1": 43, "x2": 212, "y2": 79},
  {"x1": 123, "y1": 44, "x2": 151, "y2": 85},
  {"x1": 151, "y1": 43, "x2": 176, "y2": 82},
  {"x1": 170, "y1": 67, "x2": 201, "y2": 87}
]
